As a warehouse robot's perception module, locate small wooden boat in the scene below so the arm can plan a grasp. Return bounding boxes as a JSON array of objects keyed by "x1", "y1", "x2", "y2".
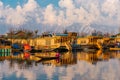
[
  {"x1": 30, "y1": 49, "x2": 42, "y2": 53},
  {"x1": 53, "y1": 47, "x2": 68, "y2": 52},
  {"x1": 83, "y1": 48, "x2": 98, "y2": 52}
]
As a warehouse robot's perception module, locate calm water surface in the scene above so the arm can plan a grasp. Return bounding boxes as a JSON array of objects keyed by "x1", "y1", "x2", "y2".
[{"x1": 0, "y1": 50, "x2": 120, "y2": 80}]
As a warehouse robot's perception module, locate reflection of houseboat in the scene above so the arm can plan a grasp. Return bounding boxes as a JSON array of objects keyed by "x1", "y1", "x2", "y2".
[
  {"x1": 34, "y1": 52, "x2": 60, "y2": 59},
  {"x1": 77, "y1": 50, "x2": 120, "y2": 64},
  {"x1": 77, "y1": 50, "x2": 102, "y2": 64},
  {"x1": 11, "y1": 52, "x2": 41, "y2": 61},
  {"x1": 0, "y1": 51, "x2": 41, "y2": 62},
  {"x1": 36, "y1": 51, "x2": 77, "y2": 66}
]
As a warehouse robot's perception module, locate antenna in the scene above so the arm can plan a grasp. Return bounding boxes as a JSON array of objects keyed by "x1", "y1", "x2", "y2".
[{"x1": 119, "y1": 26, "x2": 120, "y2": 33}]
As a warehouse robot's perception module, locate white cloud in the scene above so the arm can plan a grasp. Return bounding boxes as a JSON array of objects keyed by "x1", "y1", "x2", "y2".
[
  {"x1": 102, "y1": 0, "x2": 119, "y2": 17},
  {"x1": 43, "y1": 4, "x2": 57, "y2": 25},
  {"x1": 6, "y1": 6, "x2": 26, "y2": 26},
  {"x1": 0, "y1": 0, "x2": 120, "y2": 33},
  {"x1": 0, "y1": 0, "x2": 40, "y2": 26},
  {"x1": 59, "y1": 0, "x2": 74, "y2": 9},
  {"x1": 23, "y1": 0, "x2": 38, "y2": 12}
]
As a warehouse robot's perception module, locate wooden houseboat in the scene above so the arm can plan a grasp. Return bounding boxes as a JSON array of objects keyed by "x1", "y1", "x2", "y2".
[
  {"x1": 77, "y1": 36, "x2": 115, "y2": 51},
  {"x1": 8, "y1": 32, "x2": 77, "y2": 52},
  {"x1": 0, "y1": 38, "x2": 12, "y2": 53},
  {"x1": 77, "y1": 36, "x2": 102, "y2": 50}
]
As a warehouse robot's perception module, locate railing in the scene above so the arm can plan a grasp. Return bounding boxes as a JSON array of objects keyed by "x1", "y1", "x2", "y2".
[{"x1": 65, "y1": 42, "x2": 72, "y2": 50}]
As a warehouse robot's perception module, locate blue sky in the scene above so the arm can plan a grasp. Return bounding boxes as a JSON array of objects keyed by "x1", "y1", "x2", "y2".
[
  {"x1": 0, "y1": 0, "x2": 59, "y2": 8},
  {"x1": 1, "y1": 0, "x2": 28, "y2": 7}
]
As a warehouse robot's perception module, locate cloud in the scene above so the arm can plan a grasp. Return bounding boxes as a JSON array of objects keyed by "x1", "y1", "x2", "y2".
[
  {"x1": 5, "y1": 6, "x2": 26, "y2": 26},
  {"x1": 43, "y1": 4, "x2": 57, "y2": 25},
  {"x1": 0, "y1": 0, "x2": 120, "y2": 34},
  {"x1": 0, "y1": 0, "x2": 40, "y2": 26},
  {"x1": 102, "y1": 0, "x2": 119, "y2": 17}
]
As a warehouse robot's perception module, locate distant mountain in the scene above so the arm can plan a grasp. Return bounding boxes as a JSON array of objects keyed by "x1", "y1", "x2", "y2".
[
  {"x1": 91, "y1": 24, "x2": 118, "y2": 34},
  {"x1": 0, "y1": 22, "x2": 119, "y2": 35}
]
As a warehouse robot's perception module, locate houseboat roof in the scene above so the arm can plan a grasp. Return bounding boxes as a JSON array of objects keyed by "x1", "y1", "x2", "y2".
[{"x1": 55, "y1": 33, "x2": 68, "y2": 36}]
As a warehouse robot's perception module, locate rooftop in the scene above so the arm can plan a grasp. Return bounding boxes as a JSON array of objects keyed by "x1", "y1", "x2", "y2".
[{"x1": 55, "y1": 33, "x2": 68, "y2": 36}]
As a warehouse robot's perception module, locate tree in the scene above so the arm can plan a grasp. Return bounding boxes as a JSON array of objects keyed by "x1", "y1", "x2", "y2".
[
  {"x1": 35, "y1": 30, "x2": 38, "y2": 37},
  {"x1": 8, "y1": 27, "x2": 15, "y2": 39},
  {"x1": 63, "y1": 29, "x2": 68, "y2": 34}
]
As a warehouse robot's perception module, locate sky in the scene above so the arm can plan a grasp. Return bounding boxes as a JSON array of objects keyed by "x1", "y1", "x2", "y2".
[{"x1": 0, "y1": 0, "x2": 120, "y2": 34}]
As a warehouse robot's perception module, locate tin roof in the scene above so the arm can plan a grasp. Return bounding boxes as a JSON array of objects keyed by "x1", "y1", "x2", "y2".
[{"x1": 55, "y1": 33, "x2": 68, "y2": 36}]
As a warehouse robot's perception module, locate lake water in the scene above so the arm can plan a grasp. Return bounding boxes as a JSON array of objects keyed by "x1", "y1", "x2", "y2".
[{"x1": 0, "y1": 50, "x2": 120, "y2": 80}]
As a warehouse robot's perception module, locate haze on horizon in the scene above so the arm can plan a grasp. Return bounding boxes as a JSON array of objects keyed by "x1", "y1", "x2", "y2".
[{"x1": 0, "y1": 0, "x2": 120, "y2": 34}]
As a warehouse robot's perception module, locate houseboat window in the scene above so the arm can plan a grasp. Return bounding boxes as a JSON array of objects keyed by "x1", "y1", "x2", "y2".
[
  {"x1": 62, "y1": 38, "x2": 63, "y2": 42},
  {"x1": 84, "y1": 41, "x2": 86, "y2": 43},
  {"x1": 58, "y1": 39, "x2": 60, "y2": 43},
  {"x1": 89, "y1": 39, "x2": 91, "y2": 42},
  {"x1": 61, "y1": 38, "x2": 62, "y2": 42},
  {"x1": 55, "y1": 39, "x2": 56, "y2": 43},
  {"x1": 81, "y1": 41, "x2": 83, "y2": 43},
  {"x1": 90, "y1": 38, "x2": 92, "y2": 42},
  {"x1": 56, "y1": 39, "x2": 59, "y2": 43},
  {"x1": 63, "y1": 38, "x2": 65, "y2": 42},
  {"x1": 83, "y1": 41, "x2": 84, "y2": 43},
  {"x1": 81, "y1": 40, "x2": 86, "y2": 43},
  {"x1": 46, "y1": 39, "x2": 51, "y2": 46}
]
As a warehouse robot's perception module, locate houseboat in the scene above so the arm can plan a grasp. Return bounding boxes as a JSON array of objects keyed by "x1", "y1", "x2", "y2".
[
  {"x1": 0, "y1": 38, "x2": 12, "y2": 53},
  {"x1": 34, "y1": 32, "x2": 77, "y2": 52},
  {"x1": 77, "y1": 36, "x2": 102, "y2": 50},
  {"x1": 77, "y1": 35, "x2": 116, "y2": 51},
  {"x1": 8, "y1": 32, "x2": 77, "y2": 52},
  {"x1": 109, "y1": 34, "x2": 120, "y2": 50}
]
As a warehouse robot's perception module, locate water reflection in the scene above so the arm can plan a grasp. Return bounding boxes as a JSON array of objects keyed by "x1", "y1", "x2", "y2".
[
  {"x1": 0, "y1": 50, "x2": 120, "y2": 80},
  {"x1": 79, "y1": 50, "x2": 120, "y2": 63}
]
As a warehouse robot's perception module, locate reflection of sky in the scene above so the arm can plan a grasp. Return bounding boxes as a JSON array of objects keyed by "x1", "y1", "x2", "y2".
[{"x1": 0, "y1": 59, "x2": 120, "y2": 80}]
